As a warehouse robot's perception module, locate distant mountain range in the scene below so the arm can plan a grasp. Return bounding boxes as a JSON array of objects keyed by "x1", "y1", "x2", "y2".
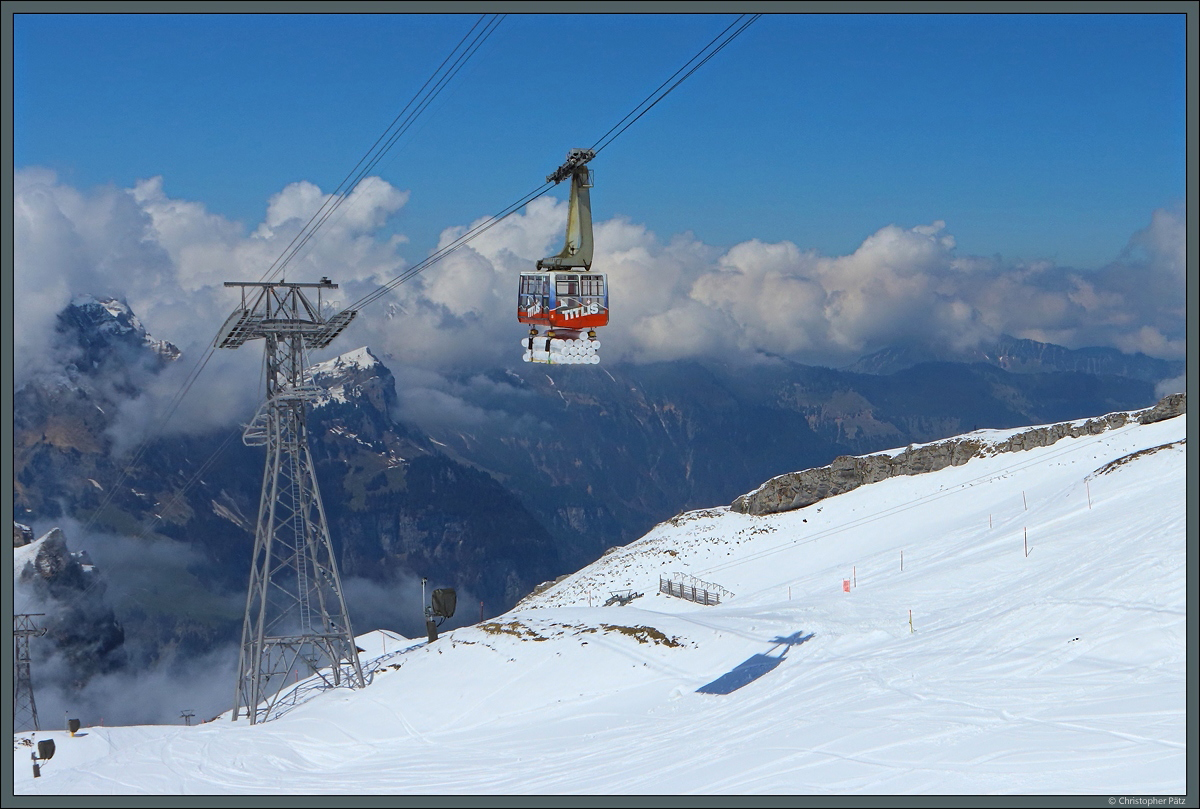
[
  {"x1": 12, "y1": 294, "x2": 1179, "y2": 723},
  {"x1": 844, "y1": 334, "x2": 1183, "y2": 381}
]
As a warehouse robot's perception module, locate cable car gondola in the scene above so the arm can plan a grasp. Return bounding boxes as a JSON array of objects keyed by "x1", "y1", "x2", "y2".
[{"x1": 518, "y1": 149, "x2": 608, "y2": 364}]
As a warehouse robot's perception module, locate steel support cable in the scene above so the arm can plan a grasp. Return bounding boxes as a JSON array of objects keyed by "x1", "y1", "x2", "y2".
[
  {"x1": 127, "y1": 350, "x2": 268, "y2": 546},
  {"x1": 13, "y1": 433, "x2": 234, "y2": 616},
  {"x1": 256, "y1": 14, "x2": 497, "y2": 283},
  {"x1": 347, "y1": 14, "x2": 760, "y2": 311},
  {"x1": 589, "y1": 13, "x2": 760, "y2": 155},
  {"x1": 52, "y1": 20, "x2": 501, "y2": 556},
  {"x1": 20, "y1": 342, "x2": 218, "y2": 615},
  {"x1": 20, "y1": 14, "x2": 755, "y2": 611},
  {"x1": 594, "y1": 14, "x2": 759, "y2": 155},
  {"x1": 14, "y1": 357, "x2": 266, "y2": 617},
  {"x1": 69, "y1": 342, "x2": 219, "y2": 547},
  {"x1": 262, "y1": 14, "x2": 505, "y2": 284},
  {"x1": 276, "y1": 14, "x2": 506, "y2": 278},
  {"x1": 130, "y1": 428, "x2": 243, "y2": 544},
  {"x1": 349, "y1": 180, "x2": 554, "y2": 311}
]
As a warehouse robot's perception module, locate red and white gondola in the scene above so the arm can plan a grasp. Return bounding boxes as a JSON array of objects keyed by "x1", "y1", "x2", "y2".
[{"x1": 519, "y1": 149, "x2": 608, "y2": 364}]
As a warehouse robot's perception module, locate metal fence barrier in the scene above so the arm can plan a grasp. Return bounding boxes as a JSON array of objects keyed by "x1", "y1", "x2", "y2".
[{"x1": 659, "y1": 576, "x2": 725, "y2": 606}]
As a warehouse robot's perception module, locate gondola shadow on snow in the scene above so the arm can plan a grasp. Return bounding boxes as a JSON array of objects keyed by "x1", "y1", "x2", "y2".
[{"x1": 696, "y1": 631, "x2": 814, "y2": 696}]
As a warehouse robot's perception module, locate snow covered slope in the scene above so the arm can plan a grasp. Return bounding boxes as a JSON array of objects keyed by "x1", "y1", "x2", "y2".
[{"x1": 13, "y1": 411, "x2": 1186, "y2": 795}]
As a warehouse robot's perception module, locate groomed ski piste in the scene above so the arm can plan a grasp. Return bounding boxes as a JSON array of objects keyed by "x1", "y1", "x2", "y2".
[{"x1": 14, "y1": 408, "x2": 1186, "y2": 795}]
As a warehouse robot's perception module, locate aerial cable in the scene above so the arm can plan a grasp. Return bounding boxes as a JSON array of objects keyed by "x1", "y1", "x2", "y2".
[
  {"x1": 31, "y1": 13, "x2": 753, "y2": 611},
  {"x1": 258, "y1": 13, "x2": 501, "y2": 283},
  {"x1": 15, "y1": 357, "x2": 267, "y2": 616},
  {"x1": 127, "y1": 351, "x2": 266, "y2": 546},
  {"x1": 60, "y1": 19, "x2": 502, "y2": 549},
  {"x1": 346, "y1": 13, "x2": 760, "y2": 310},
  {"x1": 130, "y1": 426, "x2": 243, "y2": 544},
  {"x1": 68, "y1": 342, "x2": 219, "y2": 547},
  {"x1": 261, "y1": 13, "x2": 506, "y2": 284},
  {"x1": 349, "y1": 180, "x2": 554, "y2": 311},
  {"x1": 590, "y1": 13, "x2": 760, "y2": 156},
  {"x1": 26, "y1": 339, "x2": 217, "y2": 617}
]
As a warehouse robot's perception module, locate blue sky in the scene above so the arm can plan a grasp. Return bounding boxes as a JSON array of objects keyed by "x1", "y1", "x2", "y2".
[
  {"x1": 12, "y1": 12, "x2": 1189, "y2": 390},
  {"x1": 14, "y1": 12, "x2": 1185, "y2": 269}
]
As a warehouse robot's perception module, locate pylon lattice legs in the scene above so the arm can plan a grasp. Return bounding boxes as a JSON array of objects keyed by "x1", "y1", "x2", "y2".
[
  {"x1": 14, "y1": 614, "x2": 45, "y2": 732},
  {"x1": 232, "y1": 328, "x2": 364, "y2": 724}
]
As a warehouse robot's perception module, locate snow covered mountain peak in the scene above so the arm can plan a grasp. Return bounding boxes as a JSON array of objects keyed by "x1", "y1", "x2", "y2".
[
  {"x1": 309, "y1": 346, "x2": 381, "y2": 376},
  {"x1": 307, "y1": 347, "x2": 391, "y2": 408},
  {"x1": 66, "y1": 294, "x2": 145, "y2": 339},
  {"x1": 60, "y1": 294, "x2": 181, "y2": 365}
]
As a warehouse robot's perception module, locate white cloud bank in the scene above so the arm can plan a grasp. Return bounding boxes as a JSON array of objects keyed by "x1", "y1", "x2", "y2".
[{"x1": 14, "y1": 167, "x2": 1185, "y2": 431}]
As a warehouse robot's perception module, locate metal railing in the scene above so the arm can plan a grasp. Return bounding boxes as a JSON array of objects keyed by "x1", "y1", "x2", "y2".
[{"x1": 659, "y1": 575, "x2": 730, "y2": 606}]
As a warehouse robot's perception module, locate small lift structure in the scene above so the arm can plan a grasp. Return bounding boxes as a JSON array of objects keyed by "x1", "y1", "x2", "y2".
[
  {"x1": 518, "y1": 149, "x2": 609, "y2": 364},
  {"x1": 604, "y1": 589, "x2": 643, "y2": 607}
]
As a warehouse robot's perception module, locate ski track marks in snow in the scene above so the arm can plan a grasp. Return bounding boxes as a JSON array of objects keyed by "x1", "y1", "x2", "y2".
[{"x1": 13, "y1": 415, "x2": 1186, "y2": 795}]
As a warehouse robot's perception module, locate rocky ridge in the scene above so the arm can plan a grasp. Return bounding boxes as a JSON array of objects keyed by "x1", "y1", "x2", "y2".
[
  {"x1": 13, "y1": 524, "x2": 126, "y2": 689},
  {"x1": 731, "y1": 392, "x2": 1186, "y2": 516}
]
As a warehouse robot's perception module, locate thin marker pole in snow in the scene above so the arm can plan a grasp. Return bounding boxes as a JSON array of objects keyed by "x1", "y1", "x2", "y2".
[
  {"x1": 853, "y1": 566, "x2": 856, "y2": 588},
  {"x1": 1086, "y1": 479, "x2": 1092, "y2": 509},
  {"x1": 909, "y1": 610, "x2": 913, "y2": 634},
  {"x1": 788, "y1": 586, "x2": 791, "y2": 601},
  {"x1": 989, "y1": 514, "x2": 992, "y2": 529},
  {"x1": 900, "y1": 550, "x2": 904, "y2": 571},
  {"x1": 1024, "y1": 527, "x2": 1029, "y2": 558},
  {"x1": 1023, "y1": 491, "x2": 1028, "y2": 511}
]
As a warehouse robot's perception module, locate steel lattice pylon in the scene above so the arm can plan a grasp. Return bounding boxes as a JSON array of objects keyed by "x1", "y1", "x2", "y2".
[
  {"x1": 14, "y1": 614, "x2": 47, "y2": 732},
  {"x1": 217, "y1": 280, "x2": 364, "y2": 724}
]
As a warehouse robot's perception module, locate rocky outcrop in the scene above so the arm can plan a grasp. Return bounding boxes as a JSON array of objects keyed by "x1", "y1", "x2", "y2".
[
  {"x1": 15, "y1": 525, "x2": 126, "y2": 687},
  {"x1": 731, "y1": 393, "x2": 1186, "y2": 516},
  {"x1": 515, "y1": 573, "x2": 571, "y2": 608},
  {"x1": 19, "y1": 527, "x2": 99, "y2": 594},
  {"x1": 1136, "y1": 392, "x2": 1186, "y2": 425}
]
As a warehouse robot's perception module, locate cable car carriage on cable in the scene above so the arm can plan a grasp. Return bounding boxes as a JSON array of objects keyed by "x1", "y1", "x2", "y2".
[{"x1": 519, "y1": 149, "x2": 608, "y2": 365}]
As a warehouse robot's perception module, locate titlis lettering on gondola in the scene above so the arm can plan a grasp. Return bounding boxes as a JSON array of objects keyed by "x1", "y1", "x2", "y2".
[{"x1": 560, "y1": 301, "x2": 601, "y2": 321}]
